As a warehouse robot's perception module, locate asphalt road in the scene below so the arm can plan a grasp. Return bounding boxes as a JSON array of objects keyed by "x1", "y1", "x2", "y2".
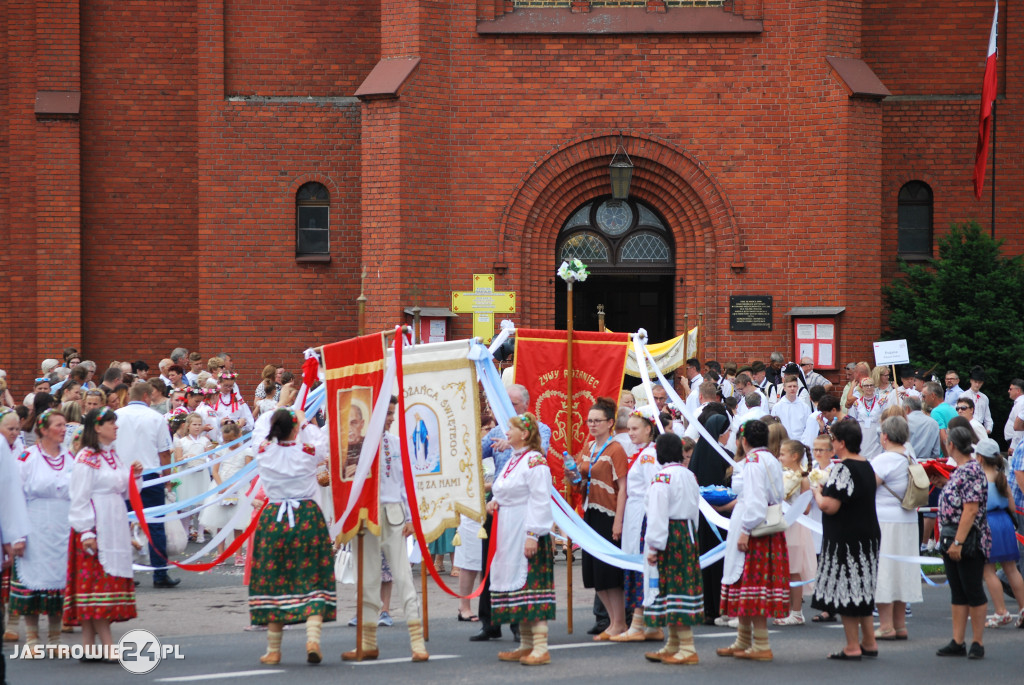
[{"x1": 6, "y1": 544, "x2": 1023, "y2": 684}]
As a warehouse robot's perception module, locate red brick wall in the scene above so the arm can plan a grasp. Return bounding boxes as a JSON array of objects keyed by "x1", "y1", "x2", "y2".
[
  {"x1": 2, "y1": 0, "x2": 1022, "y2": 396},
  {"x1": 79, "y1": 1, "x2": 200, "y2": 377},
  {"x1": 224, "y1": 0, "x2": 379, "y2": 97}
]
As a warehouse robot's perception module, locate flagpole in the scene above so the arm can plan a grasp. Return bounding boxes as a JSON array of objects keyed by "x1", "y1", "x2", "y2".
[{"x1": 565, "y1": 280, "x2": 575, "y2": 635}]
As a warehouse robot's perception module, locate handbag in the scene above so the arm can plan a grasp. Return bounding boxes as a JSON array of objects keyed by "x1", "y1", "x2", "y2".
[
  {"x1": 750, "y1": 458, "x2": 788, "y2": 538},
  {"x1": 881, "y1": 452, "x2": 930, "y2": 511},
  {"x1": 938, "y1": 523, "x2": 981, "y2": 558},
  {"x1": 334, "y1": 544, "x2": 356, "y2": 584}
]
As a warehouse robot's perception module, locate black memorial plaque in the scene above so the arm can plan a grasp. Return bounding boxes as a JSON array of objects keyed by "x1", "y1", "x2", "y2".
[{"x1": 729, "y1": 295, "x2": 773, "y2": 331}]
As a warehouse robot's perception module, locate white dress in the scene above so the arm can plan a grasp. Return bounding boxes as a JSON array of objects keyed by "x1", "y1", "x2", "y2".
[
  {"x1": 68, "y1": 446, "x2": 139, "y2": 578},
  {"x1": 490, "y1": 449, "x2": 553, "y2": 592},
  {"x1": 848, "y1": 396, "x2": 887, "y2": 460},
  {"x1": 175, "y1": 434, "x2": 213, "y2": 505},
  {"x1": 15, "y1": 444, "x2": 73, "y2": 590},
  {"x1": 621, "y1": 443, "x2": 661, "y2": 556},
  {"x1": 199, "y1": 446, "x2": 254, "y2": 532}
]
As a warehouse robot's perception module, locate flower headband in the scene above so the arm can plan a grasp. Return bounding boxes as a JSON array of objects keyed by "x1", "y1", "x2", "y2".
[
  {"x1": 218, "y1": 371, "x2": 238, "y2": 380},
  {"x1": 517, "y1": 413, "x2": 533, "y2": 430},
  {"x1": 95, "y1": 406, "x2": 116, "y2": 423},
  {"x1": 36, "y1": 408, "x2": 57, "y2": 428},
  {"x1": 286, "y1": 408, "x2": 298, "y2": 426}
]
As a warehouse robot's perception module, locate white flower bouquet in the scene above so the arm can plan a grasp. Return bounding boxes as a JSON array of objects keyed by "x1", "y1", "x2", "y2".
[{"x1": 557, "y1": 259, "x2": 589, "y2": 284}]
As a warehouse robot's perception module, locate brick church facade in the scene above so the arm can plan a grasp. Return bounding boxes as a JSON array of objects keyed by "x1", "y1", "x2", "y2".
[{"x1": 1, "y1": 0, "x2": 1019, "y2": 391}]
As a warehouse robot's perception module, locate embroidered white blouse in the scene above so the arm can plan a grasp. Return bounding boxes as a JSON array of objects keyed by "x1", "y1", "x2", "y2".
[{"x1": 490, "y1": 448, "x2": 553, "y2": 593}]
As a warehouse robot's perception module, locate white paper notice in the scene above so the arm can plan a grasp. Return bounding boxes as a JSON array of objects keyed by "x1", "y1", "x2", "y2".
[
  {"x1": 816, "y1": 324, "x2": 834, "y2": 340},
  {"x1": 796, "y1": 323, "x2": 815, "y2": 339},
  {"x1": 429, "y1": 319, "x2": 446, "y2": 338},
  {"x1": 818, "y1": 344, "x2": 833, "y2": 367},
  {"x1": 799, "y1": 343, "x2": 815, "y2": 361},
  {"x1": 872, "y1": 339, "x2": 910, "y2": 366}
]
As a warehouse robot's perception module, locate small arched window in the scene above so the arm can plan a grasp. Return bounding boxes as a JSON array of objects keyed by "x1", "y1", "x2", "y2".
[
  {"x1": 897, "y1": 181, "x2": 932, "y2": 259},
  {"x1": 296, "y1": 182, "x2": 330, "y2": 257}
]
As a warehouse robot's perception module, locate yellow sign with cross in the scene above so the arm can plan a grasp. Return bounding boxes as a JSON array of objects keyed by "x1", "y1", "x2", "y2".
[{"x1": 451, "y1": 274, "x2": 516, "y2": 343}]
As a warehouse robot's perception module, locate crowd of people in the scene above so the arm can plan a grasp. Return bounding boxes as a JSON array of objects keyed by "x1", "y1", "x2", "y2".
[{"x1": 2, "y1": 345, "x2": 1024, "y2": 674}]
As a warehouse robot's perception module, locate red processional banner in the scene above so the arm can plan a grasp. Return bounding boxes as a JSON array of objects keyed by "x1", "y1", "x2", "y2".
[
  {"x1": 513, "y1": 329, "x2": 630, "y2": 460},
  {"x1": 322, "y1": 332, "x2": 388, "y2": 541}
]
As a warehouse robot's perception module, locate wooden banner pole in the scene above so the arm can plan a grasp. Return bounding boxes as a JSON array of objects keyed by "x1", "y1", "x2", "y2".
[
  {"x1": 565, "y1": 281, "x2": 575, "y2": 635},
  {"x1": 421, "y1": 560, "x2": 429, "y2": 641},
  {"x1": 356, "y1": 525, "x2": 364, "y2": 660}
]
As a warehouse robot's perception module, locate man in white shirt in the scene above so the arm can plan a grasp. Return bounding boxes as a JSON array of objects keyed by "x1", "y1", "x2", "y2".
[
  {"x1": 962, "y1": 366, "x2": 992, "y2": 434},
  {"x1": 344, "y1": 396, "x2": 427, "y2": 662},
  {"x1": 115, "y1": 382, "x2": 177, "y2": 587},
  {"x1": 771, "y1": 376, "x2": 811, "y2": 441},
  {"x1": 954, "y1": 397, "x2": 988, "y2": 443},
  {"x1": 1006, "y1": 378, "x2": 1024, "y2": 452},
  {"x1": 706, "y1": 360, "x2": 734, "y2": 399},
  {"x1": 683, "y1": 382, "x2": 719, "y2": 441},
  {"x1": 800, "y1": 395, "x2": 841, "y2": 449},
  {"x1": 683, "y1": 358, "x2": 703, "y2": 412},
  {"x1": 732, "y1": 373, "x2": 759, "y2": 415},
  {"x1": 741, "y1": 391, "x2": 768, "y2": 422}
]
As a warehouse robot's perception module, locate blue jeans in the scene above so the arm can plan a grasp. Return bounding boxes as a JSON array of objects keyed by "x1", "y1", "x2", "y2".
[{"x1": 140, "y1": 473, "x2": 170, "y2": 582}]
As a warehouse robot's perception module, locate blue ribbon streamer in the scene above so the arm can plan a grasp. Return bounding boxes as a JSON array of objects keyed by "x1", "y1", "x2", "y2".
[{"x1": 128, "y1": 459, "x2": 259, "y2": 522}]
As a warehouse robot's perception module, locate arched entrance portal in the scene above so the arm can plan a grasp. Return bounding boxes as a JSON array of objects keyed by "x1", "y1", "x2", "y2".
[{"x1": 555, "y1": 196, "x2": 674, "y2": 342}]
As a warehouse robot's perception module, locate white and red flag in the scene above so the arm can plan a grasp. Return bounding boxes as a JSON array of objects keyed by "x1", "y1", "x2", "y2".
[{"x1": 973, "y1": 1, "x2": 999, "y2": 199}]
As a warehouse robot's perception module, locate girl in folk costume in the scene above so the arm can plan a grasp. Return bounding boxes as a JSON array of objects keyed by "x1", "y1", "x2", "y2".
[
  {"x1": 64, "y1": 408, "x2": 144, "y2": 659},
  {"x1": 774, "y1": 440, "x2": 816, "y2": 626},
  {"x1": 717, "y1": 420, "x2": 790, "y2": 661},
  {"x1": 199, "y1": 419, "x2": 253, "y2": 564},
  {"x1": 174, "y1": 413, "x2": 214, "y2": 543},
  {"x1": 489, "y1": 412, "x2": 555, "y2": 666},
  {"x1": 248, "y1": 408, "x2": 336, "y2": 665},
  {"x1": 577, "y1": 396, "x2": 630, "y2": 639},
  {"x1": 613, "y1": 407, "x2": 668, "y2": 642},
  {"x1": 214, "y1": 372, "x2": 254, "y2": 433},
  {"x1": 848, "y1": 377, "x2": 886, "y2": 459},
  {"x1": 7, "y1": 410, "x2": 74, "y2": 652},
  {"x1": 195, "y1": 387, "x2": 222, "y2": 443},
  {"x1": 643, "y1": 432, "x2": 704, "y2": 665}
]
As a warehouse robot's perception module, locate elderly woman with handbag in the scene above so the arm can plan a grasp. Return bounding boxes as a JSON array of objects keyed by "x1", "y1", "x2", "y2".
[
  {"x1": 716, "y1": 420, "x2": 790, "y2": 662},
  {"x1": 932, "y1": 427, "x2": 991, "y2": 659},
  {"x1": 811, "y1": 419, "x2": 880, "y2": 660}
]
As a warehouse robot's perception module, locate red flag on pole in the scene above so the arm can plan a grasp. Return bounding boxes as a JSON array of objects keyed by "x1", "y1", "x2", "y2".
[{"x1": 973, "y1": 1, "x2": 999, "y2": 200}]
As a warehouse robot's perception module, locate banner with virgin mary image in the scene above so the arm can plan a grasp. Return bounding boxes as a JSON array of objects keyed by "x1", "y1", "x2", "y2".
[{"x1": 394, "y1": 339, "x2": 486, "y2": 542}]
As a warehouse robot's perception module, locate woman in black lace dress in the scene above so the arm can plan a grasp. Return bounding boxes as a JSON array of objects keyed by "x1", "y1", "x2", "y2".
[{"x1": 811, "y1": 420, "x2": 880, "y2": 660}]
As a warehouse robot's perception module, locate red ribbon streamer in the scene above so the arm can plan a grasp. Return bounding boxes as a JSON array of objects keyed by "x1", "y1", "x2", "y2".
[
  {"x1": 129, "y1": 477, "x2": 268, "y2": 572},
  {"x1": 394, "y1": 327, "x2": 496, "y2": 599}
]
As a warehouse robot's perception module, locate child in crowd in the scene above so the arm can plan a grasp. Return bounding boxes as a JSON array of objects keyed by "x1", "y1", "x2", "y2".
[
  {"x1": 200, "y1": 420, "x2": 254, "y2": 564},
  {"x1": 175, "y1": 413, "x2": 214, "y2": 543},
  {"x1": 643, "y1": 432, "x2": 704, "y2": 665},
  {"x1": 775, "y1": 440, "x2": 816, "y2": 626}
]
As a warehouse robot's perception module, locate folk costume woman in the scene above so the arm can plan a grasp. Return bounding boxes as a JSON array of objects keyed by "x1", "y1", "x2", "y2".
[
  {"x1": 643, "y1": 432, "x2": 704, "y2": 665},
  {"x1": 717, "y1": 419, "x2": 790, "y2": 662},
  {"x1": 214, "y1": 372, "x2": 254, "y2": 432},
  {"x1": 489, "y1": 412, "x2": 555, "y2": 666},
  {"x1": 64, "y1": 407, "x2": 144, "y2": 660},
  {"x1": 613, "y1": 407, "x2": 665, "y2": 642},
  {"x1": 577, "y1": 397, "x2": 630, "y2": 639},
  {"x1": 9, "y1": 409, "x2": 73, "y2": 651},
  {"x1": 248, "y1": 408, "x2": 336, "y2": 666}
]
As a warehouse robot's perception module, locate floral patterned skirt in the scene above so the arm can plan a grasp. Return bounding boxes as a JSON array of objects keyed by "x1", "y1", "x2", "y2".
[
  {"x1": 624, "y1": 517, "x2": 647, "y2": 614},
  {"x1": 645, "y1": 521, "x2": 704, "y2": 627},
  {"x1": 719, "y1": 532, "x2": 790, "y2": 618},
  {"x1": 62, "y1": 531, "x2": 136, "y2": 625},
  {"x1": 9, "y1": 565, "x2": 63, "y2": 616},
  {"x1": 492, "y1": 535, "x2": 556, "y2": 624},
  {"x1": 248, "y1": 500, "x2": 337, "y2": 626}
]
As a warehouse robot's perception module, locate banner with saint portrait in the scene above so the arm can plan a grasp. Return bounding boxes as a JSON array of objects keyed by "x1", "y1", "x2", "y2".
[
  {"x1": 393, "y1": 339, "x2": 486, "y2": 543},
  {"x1": 513, "y1": 329, "x2": 630, "y2": 458},
  {"x1": 323, "y1": 332, "x2": 388, "y2": 541}
]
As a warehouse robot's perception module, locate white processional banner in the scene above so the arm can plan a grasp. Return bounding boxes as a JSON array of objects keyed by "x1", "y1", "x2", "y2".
[{"x1": 393, "y1": 339, "x2": 486, "y2": 543}]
